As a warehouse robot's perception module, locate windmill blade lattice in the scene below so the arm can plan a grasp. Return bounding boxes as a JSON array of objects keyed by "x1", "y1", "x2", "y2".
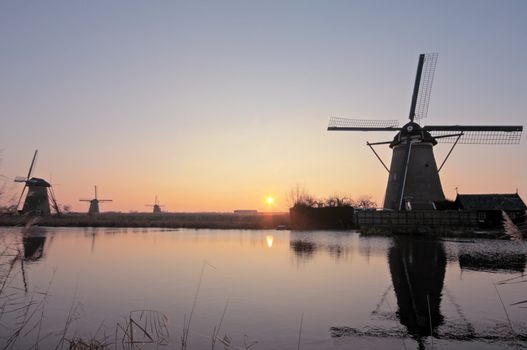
[
  {"x1": 326, "y1": 53, "x2": 524, "y2": 211},
  {"x1": 414, "y1": 53, "x2": 438, "y2": 121},
  {"x1": 328, "y1": 117, "x2": 400, "y2": 131},
  {"x1": 426, "y1": 125, "x2": 523, "y2": 144}
]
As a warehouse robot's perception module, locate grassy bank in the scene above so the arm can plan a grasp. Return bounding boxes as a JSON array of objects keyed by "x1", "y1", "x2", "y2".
[{"x1": 0, "y1": 212, "x2": 290, "y2": 230}]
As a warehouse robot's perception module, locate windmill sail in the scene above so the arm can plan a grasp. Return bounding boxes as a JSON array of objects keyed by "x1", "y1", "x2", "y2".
[
  {"x1": 79, "y1": 185, "x2": 112, "y2": 214},
  {"x1": 16, "y1": 186, "x2": 27, "y2": 209},
  {"x1": 328, "y1": 117, "x2": 400, "y2": 131},
  {"x1": 26, "y1": 150, "x2": 38, "y2": 180},
  {"x1": 14, "y1": 149, "x2": 55, "y2": 214},
  {"x1": 397, "y1": 54, "x2": 439, "y2": 209},
  {"x1": 326, "y1": 53, "x2": 523, "y2": 211},
  {"x1": 146, "y1": 195, "x2": 164, "y2": 213},
  {"x1": 414, "y1": 53, "x2": 438, "y2": 121},
  {"x1": 408, "y1": 54, "x2": 425, "y2": 121},
  {"x1": 425, "y1": 125, "x2": 523, "y2": 144},
  {"x1": 15, "y1": 150, "x2": 39, "y2": 207}
]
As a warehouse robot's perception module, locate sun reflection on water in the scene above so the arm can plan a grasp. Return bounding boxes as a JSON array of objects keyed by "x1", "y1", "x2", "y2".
[{"x1": 266, "y1": 235, "x2": 273, "y2": 248}]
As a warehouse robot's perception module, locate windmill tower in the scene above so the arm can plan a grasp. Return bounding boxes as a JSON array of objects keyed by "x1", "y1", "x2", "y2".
[
  {"x1": 79, "y1": 186, "x2": 112, "y2": 214},
  {"x1": 146, "y1": 195, "x2": 164, "y2": 213},
  {"x1": 328, "y1": 53, "x2": 523, "y2": 210},
  {"x1": 14, "y1": 150, "x2": 60, "y2": 215}
]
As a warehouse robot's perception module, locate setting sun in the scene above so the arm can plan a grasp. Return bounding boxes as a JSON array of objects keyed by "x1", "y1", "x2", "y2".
[{"x1": 0, "y1": 3, "x2": 525, "y2": 349}]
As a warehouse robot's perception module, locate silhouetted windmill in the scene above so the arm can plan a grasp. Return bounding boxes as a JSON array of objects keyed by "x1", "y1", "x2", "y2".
[
  {"x1": 79, "y1": 185, "x2": 112, "y2": 214},
  {"x1": 146, "y1": 195, "x2": 164, "y2": 213},
  {"x1": 328, "y1": 53, "x2": 523, "y2": 210},
  {"x1": 14, "y1": 150, "x2": 60, "y2": 215}
]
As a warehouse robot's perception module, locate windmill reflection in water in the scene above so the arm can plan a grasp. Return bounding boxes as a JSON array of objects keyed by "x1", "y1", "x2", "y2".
[
  {"x1": 1, "y1": 228, "x2": 48, "y2": 293},
  {"x1": 330, "y1": 236, "x2": 527, "y2": 348}
]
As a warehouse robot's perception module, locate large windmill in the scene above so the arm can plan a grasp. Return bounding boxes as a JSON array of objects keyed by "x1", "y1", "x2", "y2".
[
  {"x1": 79, "y1": 185, "x2": 112, "y2": 214},
  {"x1": 14, "y1": 150, "x2": 60, "y2": 215},
  {"x1": 146, "y1": 195, "x2": 164, "y2": 213},
  {"x1": 328, "y1": 53, "x2": 523, "y2": 210}
]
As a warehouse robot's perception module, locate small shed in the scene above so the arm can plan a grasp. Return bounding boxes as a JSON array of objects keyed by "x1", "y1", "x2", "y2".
[{"x1": 455, "y1": 193, "x2": 527, "y2": 227}]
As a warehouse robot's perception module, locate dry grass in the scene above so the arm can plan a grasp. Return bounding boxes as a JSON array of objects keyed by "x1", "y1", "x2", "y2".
[
  {"x1": 67, "y1": 338, "x2": 109, "y2": 350},
  {"x1": 1, "y1": 232, "x2": 260, "y2": 349}
]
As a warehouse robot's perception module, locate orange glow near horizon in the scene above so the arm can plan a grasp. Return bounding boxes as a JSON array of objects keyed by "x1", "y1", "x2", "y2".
[
  {"x1": 3, "y1": 155, "x2": 526, "y2": 213},
  {"x1": 1, "y1": 3, "x2": 525, "y2": 214}
]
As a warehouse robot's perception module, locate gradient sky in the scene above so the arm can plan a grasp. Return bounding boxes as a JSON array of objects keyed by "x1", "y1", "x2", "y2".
[{"x1": 1, "y1": 1, "x2": 526, "y2": 212}]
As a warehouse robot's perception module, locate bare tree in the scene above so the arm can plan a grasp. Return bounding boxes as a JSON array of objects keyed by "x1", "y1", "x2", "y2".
[
  {"x1": 288, "y1": 185, "x2": 376, "y2": 209},
  {"x1": 287, "y1": 184, "x2": 318, "y2": 208},
  {"x1": 325, "y1": 194, "x2": 355, "y2": 207},
  {"x1": 356, "y1": 196, "x2": 377, "y2": 209}
]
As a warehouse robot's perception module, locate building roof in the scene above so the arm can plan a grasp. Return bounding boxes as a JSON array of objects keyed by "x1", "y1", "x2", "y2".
[{"x1": 456, "y1": 193, "x2": 527, "y2": 211}]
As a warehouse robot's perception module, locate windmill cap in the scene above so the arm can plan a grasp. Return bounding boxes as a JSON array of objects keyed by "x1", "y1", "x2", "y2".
[
  {"x1": 27, "y1": 177, "x2": 51, "y2": 187},
  {"x1": 390, "y1": 122, "x2": 437, "y2": 148}
]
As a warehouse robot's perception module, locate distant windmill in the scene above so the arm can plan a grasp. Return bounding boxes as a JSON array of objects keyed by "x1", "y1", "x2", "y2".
[
  {"x1": 79, "y1": 186, "x2": 112, "y2": 214},
  {"x1": 328, "y1": 53, "x2": 523, "y2": 210},
  {"x1": 14, "y1": 150, "x2": 60, "y2": 215},
  {"x1": 146, "y1": 195, "x2": 164, "y2": 213}
]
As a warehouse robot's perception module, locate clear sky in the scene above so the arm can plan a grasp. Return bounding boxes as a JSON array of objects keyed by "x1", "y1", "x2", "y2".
[{"x1": 1, "y1": 0, "x2": 526, "y2": 212}]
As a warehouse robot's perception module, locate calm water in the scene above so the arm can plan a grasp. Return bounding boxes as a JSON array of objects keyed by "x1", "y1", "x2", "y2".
[{"x1": 1, "y1": 227, "x2": 526, "y2": 350}]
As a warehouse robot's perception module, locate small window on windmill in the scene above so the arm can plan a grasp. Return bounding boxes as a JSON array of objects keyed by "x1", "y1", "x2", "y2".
[
  {"x1": 405, "y1": 199, "x2": 412, "y2": 211},
  {"x1": 477, "y1": 211, "x2": 486, "y2": 222}
]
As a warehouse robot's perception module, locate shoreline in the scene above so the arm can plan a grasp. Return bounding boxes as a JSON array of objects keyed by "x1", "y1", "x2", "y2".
[
  {"x1": 0, "y1": 212, "x2": 515, "y2": 238},
  {"x1": 0, "y1": 212, "x2": 291, "y2": 230}
]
